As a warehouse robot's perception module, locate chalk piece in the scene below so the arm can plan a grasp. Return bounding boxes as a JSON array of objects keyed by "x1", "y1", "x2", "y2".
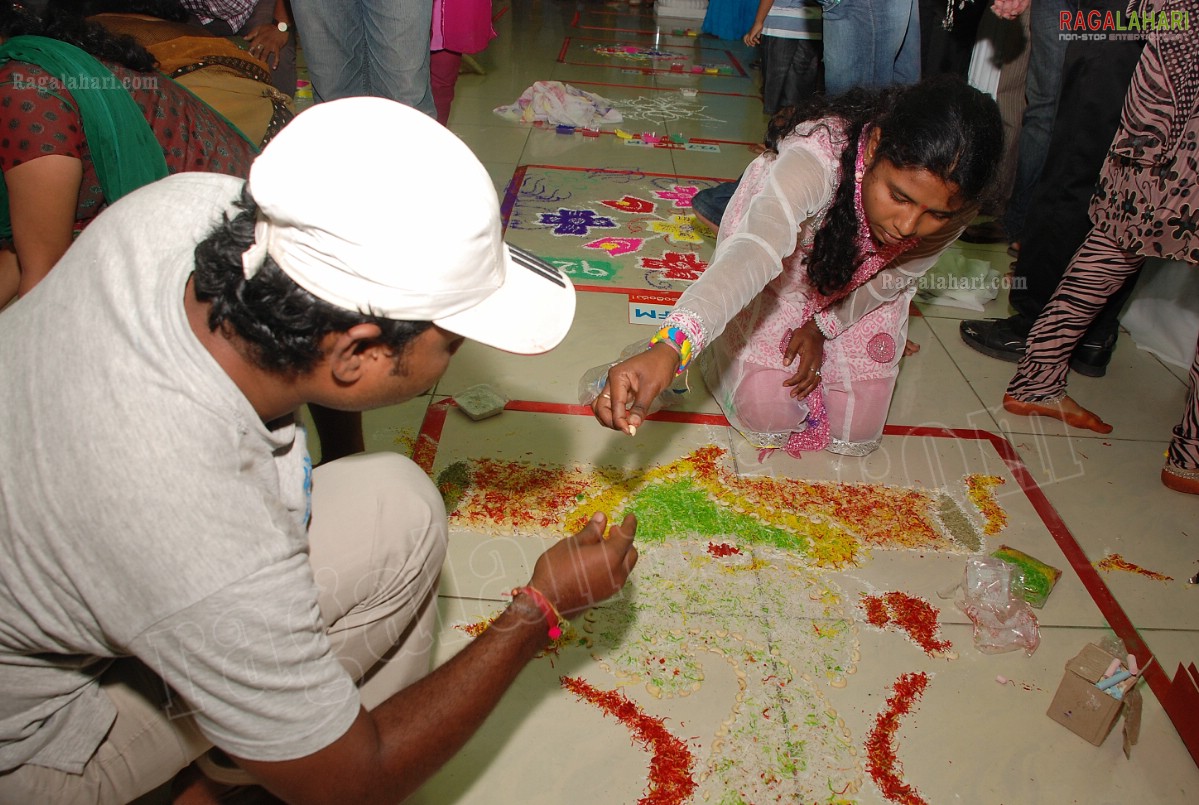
[
  {"x1": 628, "y1": 425, "x2": 637, "y2": 437},
  {"x1": 454, "y1": 384, "x2": 507, "y2": 421},
  {"x1": 614, "y1": 128, "x2": 633, "y2": 139},
  {"x1": 555, "y1": 124, "x2": 575, "y2": 135},
  {"x1": 580, "y1": 127, "x2": 601, "y2": 137},
  {"x1": 995, "y1": 675, "x2": 1008, "y2": 685},
  {"x1": 680, "y1": 88, "x2": 698, "y2": 97}
]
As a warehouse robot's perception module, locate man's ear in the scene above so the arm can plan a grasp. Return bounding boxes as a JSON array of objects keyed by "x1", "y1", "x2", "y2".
[{"x1": 326, "y1": 323, "x2": 385, "y2": 384}]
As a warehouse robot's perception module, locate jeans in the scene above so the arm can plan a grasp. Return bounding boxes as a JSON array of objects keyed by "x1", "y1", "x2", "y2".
[
  {"x1": 1008, "y1": 0, "x2": 1143, "y2": 344},
  {"x1": 1001, "y1": 0, "x2": 1075, "y2": 242},
  {"x1": 821, "y1": 0, "x2": 921, "y2": 95},
  {"x1": 760, "y1": 36, "x2": 822, "y2": 114},
  {"x1": 290, "y1": 0, "x2": 436, "y2": 115}
]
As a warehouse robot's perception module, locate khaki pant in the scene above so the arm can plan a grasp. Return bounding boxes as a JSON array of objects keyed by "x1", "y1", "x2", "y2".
[{"x1": 0, "y1": 453, "x2": 447, "y2": 804}]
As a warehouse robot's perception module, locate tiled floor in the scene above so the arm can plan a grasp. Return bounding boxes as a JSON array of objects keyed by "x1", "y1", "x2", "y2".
[{"x1": 311, "y1": 2, "x2": 1197, "y2": 802}]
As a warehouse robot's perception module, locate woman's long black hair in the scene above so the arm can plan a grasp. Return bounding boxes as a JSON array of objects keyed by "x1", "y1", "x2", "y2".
[
  {"x1": 0, "y1": 1, "x2": 169, "y2": 72},
  {"x1": 765, "y1": 75, "x2": 1003, "y2": 297},
  {"x1": 192, "y1": 188, "x2": 433, "y2": 378}
]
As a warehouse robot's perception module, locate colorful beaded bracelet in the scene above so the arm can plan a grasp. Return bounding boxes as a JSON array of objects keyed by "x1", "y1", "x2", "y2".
[{"x1": 649, "y1": 325, "x2": 693, "y2": 375}]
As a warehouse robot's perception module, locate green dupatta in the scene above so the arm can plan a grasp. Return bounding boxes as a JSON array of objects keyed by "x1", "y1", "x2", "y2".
[{"x1": 0, "y1": 36, "x2": 168, "y2": 238}]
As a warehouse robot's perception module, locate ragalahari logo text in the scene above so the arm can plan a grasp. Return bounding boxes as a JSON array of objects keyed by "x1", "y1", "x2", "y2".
[{"x1": 1059, "y1": 7, "x2": 1191, "y2": 40}]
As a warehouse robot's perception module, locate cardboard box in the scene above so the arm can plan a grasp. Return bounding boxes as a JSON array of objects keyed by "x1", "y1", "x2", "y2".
[{"x1": 1046, "y1": 643, "x2": 1142, "y2": 752}]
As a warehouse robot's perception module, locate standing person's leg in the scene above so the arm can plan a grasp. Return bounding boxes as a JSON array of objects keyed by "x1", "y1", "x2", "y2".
[
  {"x1": 430, "y1": 50, "x2": 463, "y2": 126},
  {"x1": 889, "y1": 0, "x2": 921, "y2": 86},
  {"x1": 240, "y1": 0, "x2": 298, "y2": 95},
  {"x1": 962, "y1": 9, "x2": 1143, "y2": 369},
  {"x1": 361, "y1": 0, "x2": 437, "y2": 116},
  {"x1": 760, "y1": 35, "x2": 799, "y2": 116},
  {"x1": 1006, "y1": 227, "x2": 1145, "y2": 403},
  {"x1": 1001, "y1": 0, "x2": 1071, "y2": 244},
  {"x1": 820, "y1": 0, "x2": 875, "y2": 95},
  {"x1": 290, "y1": 0, "x2": 368, "y2": 101},
  {"x1": 1162, "y1": 333, "x2": 1199, "y2": 493}
]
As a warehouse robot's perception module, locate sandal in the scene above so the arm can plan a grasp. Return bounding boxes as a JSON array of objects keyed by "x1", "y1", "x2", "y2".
[{"x1": 1161, "y1": 463, "x2": 1199, "y2": 495}]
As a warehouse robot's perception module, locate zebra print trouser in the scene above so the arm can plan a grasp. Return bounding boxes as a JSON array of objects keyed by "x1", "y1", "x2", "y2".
[{"x1": 1007, "y1": 226, "x2": 1199, "y2": 469}]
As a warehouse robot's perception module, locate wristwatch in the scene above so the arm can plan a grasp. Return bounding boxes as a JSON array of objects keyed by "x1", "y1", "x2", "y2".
[{"x1": 275, "y1": 20, "x2": 289, "y2": 33}]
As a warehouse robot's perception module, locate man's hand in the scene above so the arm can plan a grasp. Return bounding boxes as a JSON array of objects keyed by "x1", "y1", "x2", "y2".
[
  {"x1": 591, "y1": 342, "x2": 680, "y2": 435},
  {"x1": 244, "y1": 24, "x2": 288, "y2": 70},
  {"x1": 530, "y1": 512, "x2": 638, "y2": 618},
  {"x1": 781, "y1": 319, "x2": 826, "y2": 400},
  {"x1": 991, "y1": 0, "x2": 1030, "y2": 20}
]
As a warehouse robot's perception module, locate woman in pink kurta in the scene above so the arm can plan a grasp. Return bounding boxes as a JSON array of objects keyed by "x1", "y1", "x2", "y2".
[{"x1": 590, "y1": 77, "x2": 1003, "y2": 457}]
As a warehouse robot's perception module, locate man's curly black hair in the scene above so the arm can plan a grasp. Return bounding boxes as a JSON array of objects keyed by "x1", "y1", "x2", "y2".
[{"x1": 192, "y1": 187, "x2": 432, "y2": 378}]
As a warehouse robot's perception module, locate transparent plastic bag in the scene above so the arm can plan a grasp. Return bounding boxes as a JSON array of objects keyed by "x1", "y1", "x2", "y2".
[
  {"x1": 952, "y1": 556, "x2": 1040, "y2": 656},
  {"x1": 578, "y1": 340, "x2": 690, "y2": 413}
]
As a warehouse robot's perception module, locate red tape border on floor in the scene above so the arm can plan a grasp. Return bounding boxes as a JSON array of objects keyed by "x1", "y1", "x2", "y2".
[{"x1": 415, "y1": 399, "x2": 1198, "y2": 768}]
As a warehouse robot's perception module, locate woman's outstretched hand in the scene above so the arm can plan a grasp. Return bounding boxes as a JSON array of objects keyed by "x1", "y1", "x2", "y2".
[
  {"x1": 781, "y1": 320, "x2": 826, "y2": 401},
  {"x1": 591, "y1": 342, "x2": 681, "y2": 435}
]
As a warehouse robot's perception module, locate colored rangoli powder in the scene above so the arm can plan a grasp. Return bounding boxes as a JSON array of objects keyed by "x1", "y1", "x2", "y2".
[
  {"x1": 706, "y1": 542, "x2": 742, "y2": 557},
  {"x1": 991, "y1": 545, "x2": 1062, "y2": 608},
  {"x1": 561, "y1": 676, "x2": 697, "y2": 805},
  {"x1": 1095, "y1": 553, "x2": 1173, "y2": 582},
  {"x1": 860, "y1": 592, "x2": 952, "y2": 657},
  {"x1": 629, "y1": 480, "x2": 804, "y2": 551},
  {"x1": 965, "y1": 474, "x2": 1008, "y2": 535},
  {"x1": 866, "y1": 672, "x2": 931, "y2": 805}
]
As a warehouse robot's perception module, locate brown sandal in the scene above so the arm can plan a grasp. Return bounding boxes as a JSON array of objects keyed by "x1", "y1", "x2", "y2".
[{"x1": 1161, "y1": 463, "x2": 1199, "y2": 495}]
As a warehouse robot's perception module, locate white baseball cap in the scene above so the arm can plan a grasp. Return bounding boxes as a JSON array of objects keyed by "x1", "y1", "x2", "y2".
[{"x1": 242, "y1": 97, "x2": 575, "y2": 354}]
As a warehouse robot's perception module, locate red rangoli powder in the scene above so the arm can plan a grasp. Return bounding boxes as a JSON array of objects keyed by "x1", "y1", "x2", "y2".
[
  {"x1": 706, "y1": 542, "x2": 742, "y2": 557},
  {"x1": 561, "y1": 676, "x2": 696, "y2": 805},
  {"x1": 1095, "y1": 553, "x2": 1173, "y2": 582},
  {"x1": 860, "y1": 592, "x2": 952, "y2": 656},
  {"x1": 866, "y1": 672, "x2": 931, "y2": 805}
]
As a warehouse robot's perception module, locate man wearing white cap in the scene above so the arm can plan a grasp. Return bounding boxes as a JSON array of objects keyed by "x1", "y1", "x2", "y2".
[{"x1": 0, "y1": 98, "x2": 638, "y2": 803}]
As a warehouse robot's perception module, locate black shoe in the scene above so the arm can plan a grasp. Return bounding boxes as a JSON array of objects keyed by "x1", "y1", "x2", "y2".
[
  {"x1": 1070, "y1": 336, "x2": 1116, "y2": 377},
  {"x1": 959, "y1": 317, "x2": 1027, "y2": 363}
]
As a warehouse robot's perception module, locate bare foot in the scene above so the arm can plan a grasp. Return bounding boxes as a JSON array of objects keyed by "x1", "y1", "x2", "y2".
[
  {"x1": 903, "y1": 339, "x2": 920, "y2": 357},
  {"x1": 1002, "y1": 393, "x2": 1113, "y2": 434}
]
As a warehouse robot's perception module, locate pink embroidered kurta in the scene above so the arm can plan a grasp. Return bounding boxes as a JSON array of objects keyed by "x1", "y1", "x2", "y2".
[{"x1": 664, "y1": 118, "x2": 968, "y2": 455}]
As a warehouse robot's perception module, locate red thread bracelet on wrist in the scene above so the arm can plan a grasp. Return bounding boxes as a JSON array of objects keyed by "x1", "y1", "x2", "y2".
[{"x1": 509, "y1": 585, "x2": 564, "y2": 640}]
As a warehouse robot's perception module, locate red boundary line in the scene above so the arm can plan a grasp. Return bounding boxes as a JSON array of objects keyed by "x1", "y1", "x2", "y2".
[
  {"x1": 416, "y1": 402, "x2": 1195, "y2": 765},
  {"x1": 492, "y1": 4, "x2": 509, "y2": 22}
]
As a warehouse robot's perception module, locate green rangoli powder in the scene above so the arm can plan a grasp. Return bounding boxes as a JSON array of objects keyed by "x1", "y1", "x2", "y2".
[{"x1": 628, "y1": 480, "x2": 806, "y2": 552}]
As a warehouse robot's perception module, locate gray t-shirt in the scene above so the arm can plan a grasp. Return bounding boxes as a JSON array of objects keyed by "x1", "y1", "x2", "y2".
[{"x1": 0, "y1": 174, "x2": 359, "y2": 773}]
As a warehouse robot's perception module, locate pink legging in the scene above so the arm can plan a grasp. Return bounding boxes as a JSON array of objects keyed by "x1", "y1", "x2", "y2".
[
  {"x1": 430, "y1": 50, "x2": 462, "y2": 126},
  {"x1": 732, "y1": 365, "x2": 898, "y2": 447}
]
